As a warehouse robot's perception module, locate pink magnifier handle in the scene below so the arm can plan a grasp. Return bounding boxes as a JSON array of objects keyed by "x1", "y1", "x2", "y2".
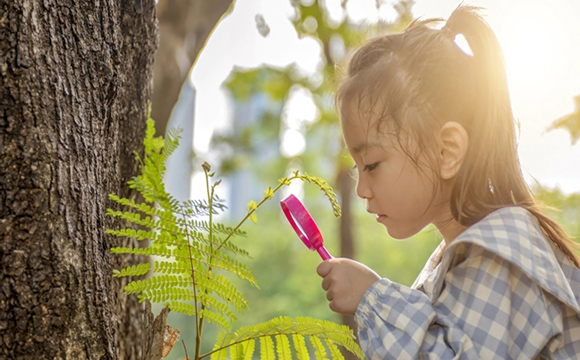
[{"x1": 280, "y1": 194, "x2": 333, "y2": 261}]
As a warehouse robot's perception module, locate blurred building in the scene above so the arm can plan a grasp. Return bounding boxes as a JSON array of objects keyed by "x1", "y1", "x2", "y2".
[
  {"x1": 164, "y1": 78, "x2": 196, "y2": 202},
  {"x1": 227, "y1": 92, "x2": 283, "y2": 220}
]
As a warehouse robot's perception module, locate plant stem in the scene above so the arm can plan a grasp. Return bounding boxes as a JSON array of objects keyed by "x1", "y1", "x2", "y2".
[
  {"x1": 181, "y1": 204, "x2": 201, "y2": 360},
  {"x1": 182, "y1": 339, "x2": 190, "y2": 360},
  {"x1": 194, "y1": 167, "x2": 216, "y2": 360},
  {"x1": 214, "y1": 176, "x2": 299, "y2": 253}
]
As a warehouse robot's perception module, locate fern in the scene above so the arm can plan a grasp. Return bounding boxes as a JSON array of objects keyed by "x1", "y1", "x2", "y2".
[
  {"x1": 107, "y1": 115, "x2": 363, "y2": 359},
  {"x1": 205, "y1": 317, "x2": 364, "y2": 360}
]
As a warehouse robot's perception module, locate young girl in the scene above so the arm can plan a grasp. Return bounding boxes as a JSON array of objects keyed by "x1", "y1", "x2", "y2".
[{"x1": 317, "y1": 6, "x2": 580, "y2": 359}]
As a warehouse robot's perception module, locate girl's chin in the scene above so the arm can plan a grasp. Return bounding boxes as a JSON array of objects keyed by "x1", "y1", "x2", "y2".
[{"x1": 380, "y1": 218, "x2": 424, "y2": 240}]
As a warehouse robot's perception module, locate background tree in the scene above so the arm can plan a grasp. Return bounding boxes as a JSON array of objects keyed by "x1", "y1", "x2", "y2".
[
  {"x1": 151, "y1": 0, "x2": 234, "y2": 135},
  {"x1": 0, "y1": 1, "x2": 157, "y2": 358}
]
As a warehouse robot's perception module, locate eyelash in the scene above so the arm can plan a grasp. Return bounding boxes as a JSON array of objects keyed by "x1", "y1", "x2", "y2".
[
  {"x1": 364, "y1": 163, "x2": 379, "y2": 171},
  {"x1": 353, "y1": 163, "x2": 379, "y2": 172}
]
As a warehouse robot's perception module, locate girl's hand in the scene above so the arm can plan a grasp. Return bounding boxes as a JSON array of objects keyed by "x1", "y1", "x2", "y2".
[{"x1": 316, "y1": 258, "x2": 380, "y2": 315}]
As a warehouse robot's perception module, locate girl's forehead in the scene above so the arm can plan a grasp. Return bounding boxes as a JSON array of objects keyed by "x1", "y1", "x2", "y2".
[
  {"x1": 340, "y1": 98, "x2": 391, "y2": 132},
  {"x1": 341, "y1": 105, "x2": 399, "y2": 149}
]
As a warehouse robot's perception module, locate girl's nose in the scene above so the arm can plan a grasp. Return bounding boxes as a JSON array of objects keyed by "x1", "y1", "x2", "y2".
[{"x1": 355, "y1": 176, "x2": 372, "y2": 199}]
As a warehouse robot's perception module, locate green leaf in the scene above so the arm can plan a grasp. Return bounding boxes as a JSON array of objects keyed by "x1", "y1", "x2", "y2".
[
  {"x1": 260, "y1": 336, "x2": 275, "y2": 360},
  {"x1": 327, "y1": 340, "x2": 345, "y2": 360},
  {"x1": 293, "y1": 334, "x2": 310, "y2": 360},
  {"x1": 276, "y1": 335, "x2": 292, "y2": 360},
  {"x1": 249, "y1": 212, "x2": 258, "y2": 224},
  {"x1": 310, "y1": 336, "x2": 328, "y2": 360},
  {"x1": 242, "y1": 340, "x2": 255, "y2": 360},
  {"x1": 264, "y1": 187, "x2": 274, "y2": 200},
  {"x1": 112, "y1": 263, "x2": 150, "y2": 278}
]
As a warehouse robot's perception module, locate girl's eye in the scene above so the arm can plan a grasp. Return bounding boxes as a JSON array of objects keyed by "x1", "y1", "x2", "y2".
[{"x1": 363, "y1": 163, "x2": 379, "y2": 172}]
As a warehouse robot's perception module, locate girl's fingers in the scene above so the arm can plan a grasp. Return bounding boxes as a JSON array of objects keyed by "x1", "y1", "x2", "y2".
[
  {"x1": 321, "y1": 276, "x2": 331, "y2": 291},
  {"x1": 316, "y1": 260, "x2": 333, "y2": 277}
]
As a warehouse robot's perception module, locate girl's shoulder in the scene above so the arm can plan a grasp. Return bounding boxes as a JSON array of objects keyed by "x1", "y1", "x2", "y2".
[{"x1": 441, "y1": 206, "x2": 580, "y2": 311}]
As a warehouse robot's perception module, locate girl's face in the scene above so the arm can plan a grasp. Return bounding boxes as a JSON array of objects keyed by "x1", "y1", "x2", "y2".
[{"x1": 341, "y1": 102, "x2": 452, "y2": 240}]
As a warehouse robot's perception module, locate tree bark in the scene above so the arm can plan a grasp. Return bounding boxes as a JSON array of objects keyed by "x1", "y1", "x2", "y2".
[{"x1": 0, "y1": 0, "x2": 158, "y2": 358}]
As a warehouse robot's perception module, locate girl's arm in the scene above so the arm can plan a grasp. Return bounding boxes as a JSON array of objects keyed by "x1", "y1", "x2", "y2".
[{"x1": 322, "y1": 250, "x2": 566, "y2": 359}]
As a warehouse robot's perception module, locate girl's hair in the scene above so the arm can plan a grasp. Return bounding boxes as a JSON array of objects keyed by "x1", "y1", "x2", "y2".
[{"x1": 337, "y1": 6, "x2": 580, "y2": 267}]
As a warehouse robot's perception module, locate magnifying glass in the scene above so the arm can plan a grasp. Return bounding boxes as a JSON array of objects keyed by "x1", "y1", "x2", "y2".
[{"x1": 280, "y1": 194, "x2": 333, "y2": 260}]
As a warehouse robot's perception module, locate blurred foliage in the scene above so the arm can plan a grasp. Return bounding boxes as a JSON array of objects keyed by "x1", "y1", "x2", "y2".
[
  {"x1": 549, "y1": 94, "x2": 580, "y2": 145},
  {"x1": 534, "y1": 186, "x2": 580, "y2": 239},
  {"x1": 215, "y1": 0, "x2": 415, "y2": 179}
]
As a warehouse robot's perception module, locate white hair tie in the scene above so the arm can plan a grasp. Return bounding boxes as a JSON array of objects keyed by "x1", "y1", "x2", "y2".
[{"x1": 454, "y1": 34, "x2": 474, "y2": 57}]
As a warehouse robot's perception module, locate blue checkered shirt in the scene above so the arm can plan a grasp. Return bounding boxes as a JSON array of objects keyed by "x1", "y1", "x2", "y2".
[{"x1": 355, "y1": 207, "x2": 580, "y2": 359}]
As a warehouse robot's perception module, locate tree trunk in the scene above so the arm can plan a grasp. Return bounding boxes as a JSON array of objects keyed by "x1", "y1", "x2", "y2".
[
  {"x1": 0, "y1": 0, "x2": 158, "y2": 358},
  {"x1": 152, "y1": 0, "x2": 233, "y2": 135},
  {"x1": 337, "y1": 167, "x2": 358, "y2": 360}
]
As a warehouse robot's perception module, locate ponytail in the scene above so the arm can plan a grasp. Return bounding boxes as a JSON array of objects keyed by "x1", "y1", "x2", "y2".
[{"x1": 443, "y1": 7, "x2": 580, "y2": 267}]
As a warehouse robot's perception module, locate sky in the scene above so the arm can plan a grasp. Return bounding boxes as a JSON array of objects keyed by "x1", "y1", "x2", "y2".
[{"x1": 189, "y1": 0, "x2": 580, "y2": 194}]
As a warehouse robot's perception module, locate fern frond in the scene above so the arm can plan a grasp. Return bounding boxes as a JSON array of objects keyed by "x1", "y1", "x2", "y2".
[
  {"x1": 210, "y1": 255, "x2": 256, "y2": 286},
  {"x1": 107, "y1": 195, "x2": 175, "y2": 223},
  {"x1": 186, "y1": 219, "x2": 247, "y2": 238},
  {"x1": 110, "y1": 246, "x2": 172, "y2": 258},
  {"x1": 240, "y1": 340, "x2": 255, "y2": 360},
  {"x1": 166, "y1": 300, "x2": 197, "y2": 316},
  {"x1": 326, "y1": 340, "x2": 345, "y2": 360},
  {"x1": 310, "y1": 336, "x2": 328, "y2": 359},
  {"x1": 276, "y1": 335, "x2": 292, "y2": 360},
  {"x1": 162, "y1": 127, "x2": 182, "y2": 162},
  {"x1": 169, "y1": 246, "x2": 256, "y2": 285},
  {"x1": 106, "y1": 201, "x2": 190, "y2": 241},
  {"x1": 196, "y1": 274, "x2": 248, "y2": 312},
  {"x1": 153, "y1": 260, "x2": 193, "y2": 275},
  {"x1": 259, "y1": 336, "x2": 275, "y2": 360},
  {"x1": 205, "y1": 316, "x2": 364, "y2": 360},
  {"x1": 209, "y1": 332, "x2": 229, "y2": 360},
  {"x1": 140, "y1": 261, "x2": 247, "y2": 326},
  {"x1": 183, "y1": 197, "x2": 227, "y2": 217},
  {"x1": 106, "y1": 212, "x2": 191, "y2": 247},
  {"x1": 212, "y1": 235, "x2": 251, "y2": 257},
  {"x1": 298, "y1": 172, "x2": 341, "y2": 217},
  {"x1": 124, "y1": 275, "x2": 190, "y2": 296},
  {"x1": 113, "y1": 263, "x2": 150, "y2": 278},
  {"x1": 292, "y1": 334, "x2": 310, "y2": 360},
  {"x1": 229, "y1": 342, "x2": 242, "y2": 360},
  {"x1": 138, "y1": 287, "x2": 195, "y2": 303},
  {"x1": 143, "y1": 116, "x2": 164, "y2": 155},
  {"x1": 105, "y1": 210, "x2": 159, "y2": 232},
  {"x1": 106, "y1": 228, "x2": 157, "y2": 242},
  {"x1": 128, "y1": 172, "x2": 173, "y2": 211},
  {"x1": 200, "y1": 307, "x2": 232, "y2": 330}
]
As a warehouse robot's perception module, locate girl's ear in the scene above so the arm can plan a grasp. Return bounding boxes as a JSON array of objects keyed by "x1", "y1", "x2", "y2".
[{"x1": 438, "y1": 121, "x2": 469, "y2": 180}]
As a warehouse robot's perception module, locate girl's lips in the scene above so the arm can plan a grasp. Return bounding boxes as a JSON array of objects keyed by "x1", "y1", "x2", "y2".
[{"x1": 376, "y1": 214, "x2": 387, "y2": 222}]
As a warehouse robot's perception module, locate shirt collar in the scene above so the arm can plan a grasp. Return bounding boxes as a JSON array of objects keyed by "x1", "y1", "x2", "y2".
[{"x1": 422, "y1": 207, "x2": 580, "y2": 314}]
